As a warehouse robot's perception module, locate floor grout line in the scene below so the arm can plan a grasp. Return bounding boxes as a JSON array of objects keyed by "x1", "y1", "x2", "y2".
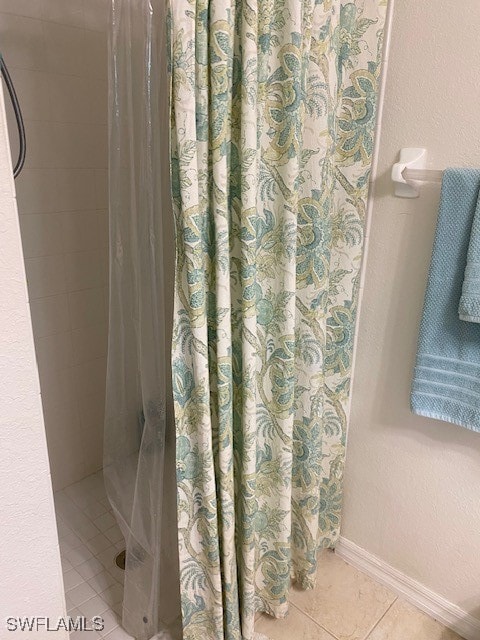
[
  {"x1": 288, "y1": 600, "x2": 341, "y2": 640},
  {"x1": 363, "y1": 596, "x2": 398, "y2": 639}
]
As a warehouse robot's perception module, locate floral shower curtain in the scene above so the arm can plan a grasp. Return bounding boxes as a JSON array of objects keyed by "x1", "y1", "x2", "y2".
[{"x1": 169, "y1": 1, "x2": 387, "y2": 639}]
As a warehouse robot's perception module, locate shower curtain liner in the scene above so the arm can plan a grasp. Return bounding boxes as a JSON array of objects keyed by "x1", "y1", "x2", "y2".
[
  {"x1": 105, "y1": 1, "x2": 387, "y2": 639},
  {"x1": 104, "y1": 1, "x2": 181, "y2": 639}
]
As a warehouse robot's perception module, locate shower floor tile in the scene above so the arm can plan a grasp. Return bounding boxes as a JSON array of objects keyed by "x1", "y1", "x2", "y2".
[{"x1": 55, "y1": 471, "x2": 132, "y2": 640}]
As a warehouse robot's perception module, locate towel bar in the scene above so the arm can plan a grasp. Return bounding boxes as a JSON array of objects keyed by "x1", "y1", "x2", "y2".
[{"x1": 403, "y1": 168, "x2": 444, "y2": 182}]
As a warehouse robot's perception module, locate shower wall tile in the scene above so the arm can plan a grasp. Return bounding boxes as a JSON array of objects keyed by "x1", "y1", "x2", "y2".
[
  {"x1": 6, "y1": 69, "x2": 52, "y2": 122},
  {"x1": 2, "y1": 4, "x2": 109, "y2": 489},
  {"x1": 25, "y1": 254, "x2": 67, "y2": 298},
  {"x1": 90, "y1": 125, "x2": 108, "y2": 168},
  {"x1": 0, "y1": 1, "x2": 43, "y2": 19},
  {"x1": 55, "y1": 169, "x2": 97, "y2": 211},
  {"x1": 98, "y1": 211, "x2": 109, "y2": 245},
  {"x1": 64, "y1": 249, "x2": 106, "y2": 291},
  {"x1": 62, "y1": 211, "x2": 108, "y2": 253},
  {"x1": 39, "y1": 365, "x2": 77, "y2": 411},
  {"x1": 44, "y1": 22, "x2": 87, "y2": 76},
  {"x1": 82, "y1": 0, "x2": 109, "y2": 33},
  {"x1": 94, "y1": 170, "x2": 108, "y2": 210},
  {"x1": 71, "y1": 324, "x2": 108, "y2": 365},
  {"x1": 30, "y1": 294, "x2": 70, "y2": 338},
  {"x1": 0, "y1": 14, "x2": 46, "y2": 70},
  {"x1": 79, "y1": 392, "x2": 105, "y2": 433},
  {"x1": 52, "y1": 123, "x2": 96, "y2": 168},
  {"x1": 83, "y1": 30, "x2": 107, "y2": 80},
  {"x1": 47, "y1": 74, "x2": 92, "y2": 124},
  {"x1": 41, "y1": 0, "x2": 85, "y2": 29},
  {"x1": 47, "y1": 416, "x2": 86, "y2": 490},
  {"x1": 71, "y1": 358, "x2": 107, "y2": 400},
  {"x1": 68, "y1": 288, "x2": 107, "y2": 329},
  {"x1": 15, "y1": 168, "x2": 59, "y2": 214},
  {"x1": 35, "y1": 331, "x2": 74, "y2": 373},
  {"x1": 22, "y1": 121, "x2": 58, "y2": 168},
  {"x1": 83, "y1": 422, "x2": 104, "y2": 477},
  {"x1": 87, "y1": 79, "x2": 108, "y2": 125},
  {"x1": 49, "y1": 124, "x2": 108, "y2": 170},
  {"x1": 19, "y1": 212, "x2": 64, "y2": 258}
]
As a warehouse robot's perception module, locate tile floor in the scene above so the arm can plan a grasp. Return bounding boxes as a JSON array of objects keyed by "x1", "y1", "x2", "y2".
[
  {"x1": 257, "y1": 553, "x2": 464, "y2": 640},
  {"x1": 55, "y1": 471, "x2": 132, "y2": 640},
  {"x1": 56, "y1": 472, "x2": 464, "y2": 640}
]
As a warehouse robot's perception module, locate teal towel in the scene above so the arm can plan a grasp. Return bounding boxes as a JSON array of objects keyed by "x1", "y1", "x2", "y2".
[
  {"x1": 411, "y1": 168, "x2": 480, "y2": 432},
  {"x1": 459, "y1": 193, "x2": 480, "y2": 322}
]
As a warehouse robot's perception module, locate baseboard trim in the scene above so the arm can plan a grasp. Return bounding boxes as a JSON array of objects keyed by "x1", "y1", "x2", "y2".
[{"x1": 335, "y1": 537, "x2": 480, "y2": 640}]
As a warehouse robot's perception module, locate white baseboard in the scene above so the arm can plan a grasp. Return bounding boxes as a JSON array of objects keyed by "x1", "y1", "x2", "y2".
[{"x1": 335, "y1": 537, "x2": 480, "y2": 640}]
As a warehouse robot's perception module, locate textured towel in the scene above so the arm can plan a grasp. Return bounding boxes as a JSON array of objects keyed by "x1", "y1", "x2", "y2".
[
  {"x1": 411, "y1": 168, "x2": 480, "y2": 432},
  {"x1": 459, "y1": 193, "x2": 480, "y2": 322}
]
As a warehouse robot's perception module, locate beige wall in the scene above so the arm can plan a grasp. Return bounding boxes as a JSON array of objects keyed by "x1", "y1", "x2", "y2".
[
  {"x1": 343, "y1": 0, "x2": 480, "y2": 620},
  {"x1": 0, "y1": 0, "x2": 109, "y2": 489},
  {"x1": 0, "y1": 79, "x2": 67, "y2": 637}
]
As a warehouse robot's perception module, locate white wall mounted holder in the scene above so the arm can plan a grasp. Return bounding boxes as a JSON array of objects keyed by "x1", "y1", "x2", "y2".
[{"x1": 391, "y1": 147, "x2": 427, "y2": 198}]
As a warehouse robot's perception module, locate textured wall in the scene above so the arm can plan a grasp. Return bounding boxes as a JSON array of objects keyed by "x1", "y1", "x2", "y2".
[
  {"x1": 0, "y1": 81, "x2": 67, "y2": 636},
  {"x1": 0, "y1": 0, "x2": 109, "y2": 489},
  {"x1": 343, "y1": 0, "x2": 480, "y2": 618}
]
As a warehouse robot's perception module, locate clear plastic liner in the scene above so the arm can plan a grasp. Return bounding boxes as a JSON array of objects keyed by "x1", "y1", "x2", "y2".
[{"x1": 104, "y1": 1, "x2": 180, "y2": 639}]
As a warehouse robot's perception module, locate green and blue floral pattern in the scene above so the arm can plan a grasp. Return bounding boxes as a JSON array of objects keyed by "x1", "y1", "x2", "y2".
[{"x1": 169, "y1": 1, "x2": 386, "y2": 638}]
